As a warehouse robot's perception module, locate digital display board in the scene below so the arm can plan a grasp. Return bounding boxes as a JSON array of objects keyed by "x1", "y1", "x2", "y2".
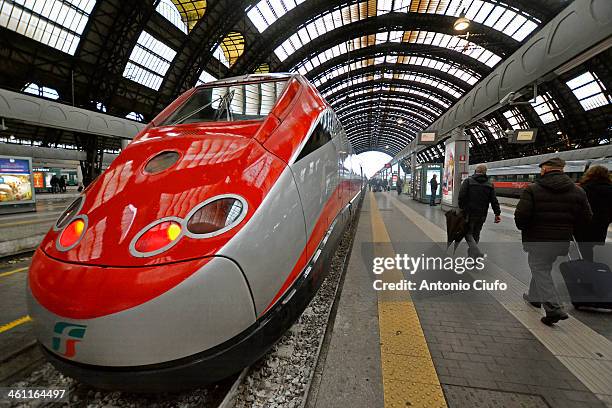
[
  {"x1": 0, "y1": 156, "x2": 35, "y2": 205},
  {"x1": 417, "y1": 131, "x2": 437, "y2": 145},
  {"x1": 509, "y1": 128, "x2": 538, "y2": 144}
]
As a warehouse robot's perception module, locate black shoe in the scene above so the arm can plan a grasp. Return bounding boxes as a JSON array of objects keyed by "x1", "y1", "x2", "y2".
[
  {"x1": 522, "y1": 293, "x2": 541, "y2": 309},
  {"x1": 540, "y1": 311, "x2": 569, "y2": 326}
]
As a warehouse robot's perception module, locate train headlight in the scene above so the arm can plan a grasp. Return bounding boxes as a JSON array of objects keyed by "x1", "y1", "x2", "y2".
[
  {"x1": 57, "y1": 217, "x2": 87, "y2": 251},
  {"x1": 185, "y1": 195, "x2": 248, "y2": 237},
  {"x1": 131, "y1": 219, "x2": 183, "y2": 257},
  {"x1": 55, "y1": 196, "x2": 84, "y2": 230}
]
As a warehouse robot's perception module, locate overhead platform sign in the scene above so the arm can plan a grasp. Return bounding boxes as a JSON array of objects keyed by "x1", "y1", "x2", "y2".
[
  {"x1": 508, "y1": 128, "x2": 538, "y2": 144},
  {"x1": 417, "y1": 131, "x2": 437, "y2": 145}
]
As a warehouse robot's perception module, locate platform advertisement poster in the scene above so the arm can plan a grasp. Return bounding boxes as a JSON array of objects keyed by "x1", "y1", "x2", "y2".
[
  {"x1": 442, "y1": 142, "x2": 455, "y2": 204},
  {"x1": 0, "y1": 156, "x2": 35, "y2": 205}
]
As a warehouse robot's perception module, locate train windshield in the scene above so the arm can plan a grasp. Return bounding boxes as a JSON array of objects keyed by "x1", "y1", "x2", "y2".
[{"x1": 161, "y1": 80, "x2": 288, "y2": 126}]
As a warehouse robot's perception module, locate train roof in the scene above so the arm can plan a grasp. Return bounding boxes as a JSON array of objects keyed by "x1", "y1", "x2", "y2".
[{"x1": 194, "y1": 73, "x2": 298, "y2": 88}]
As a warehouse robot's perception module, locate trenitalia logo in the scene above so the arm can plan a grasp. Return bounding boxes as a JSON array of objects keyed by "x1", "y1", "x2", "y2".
[{"x1": 52, "y1": 322, "x2": 87, "y2": 358}]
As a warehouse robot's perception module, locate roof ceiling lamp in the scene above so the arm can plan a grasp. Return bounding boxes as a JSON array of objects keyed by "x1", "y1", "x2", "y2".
[{"x1": 453, "y1": 8, "x2": 471, "y2": 31}]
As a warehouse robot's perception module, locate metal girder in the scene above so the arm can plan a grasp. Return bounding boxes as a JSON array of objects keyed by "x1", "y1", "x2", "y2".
[
  {"x1": 79, "y1": 0, "x2": 158, "y2": 108},
  {"x1": 343, "y1": 115, "x2": 423, "y2": 134},
  {"x1": 341, "y1": 110, "x2": 424, "y2": 133},
  {"x1": 333, "y1": 91, "x2": 440, "y2": 121},
  {"x1": 0, "y1": 88, "x2": 145, "y2": 139},
  {"x1": 317, "y1": 63, "x2": 470, "y2": 95},
  {"x1": 399, "y1": 0, "x2": 612, "y2": 161},
  {"x1": 349, "y1": 132, "x2": 406, "y2": 155},
  {"x1": 345, "y1": 119, "x2": 416, "y2": 138},
  {"x1": 277, "y1": 13, "x2": 514, "y2": 72},
  {"x1": 325, "y1": 78, "x2": 457, "y2": 107},
  {"x1": 338, "y1": 108, "x2": 432, "y2": 130},
  {"x1": 348, "y1": 123, "x2": 414, "y2": 140},
  {"x1": 305, "y1": 43, "x2": 489, "y2": 82},
  {"x1": 335, "y1": 98, "x2": 440, "y2": 121}
]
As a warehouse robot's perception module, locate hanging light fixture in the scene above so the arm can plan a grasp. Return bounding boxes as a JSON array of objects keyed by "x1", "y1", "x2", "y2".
[{"x1": 453, "y1": 9, "x2": 470, "y2": 31}]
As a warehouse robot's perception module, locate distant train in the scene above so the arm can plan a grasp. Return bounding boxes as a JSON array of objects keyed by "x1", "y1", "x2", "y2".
[
  {"x1": 28, "y1": 73, "x2": 364, "y2": 391},
  {"x1": 470, "y1": 145, "x2": 612, "y2": 197}
]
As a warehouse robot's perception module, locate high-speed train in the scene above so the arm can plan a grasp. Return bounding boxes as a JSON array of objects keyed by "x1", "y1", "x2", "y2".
[
  {"x1": 469, "y1": 145, "x2": 612, "y2": 197},
  {"x1": 27, "y1": 73, "x2": 364, "y2": 391}
]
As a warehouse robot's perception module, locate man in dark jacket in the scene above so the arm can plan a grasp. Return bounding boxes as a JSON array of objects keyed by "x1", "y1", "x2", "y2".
[
  {"x1": 514, "y1": 157, "x2": 592, "y2": 326},
  {"x1": 429, "y1": 174, "x2": 438, "y2": 206},
  {"x1": 458, "y1": 164, "x2": 501, "y2": 258}
]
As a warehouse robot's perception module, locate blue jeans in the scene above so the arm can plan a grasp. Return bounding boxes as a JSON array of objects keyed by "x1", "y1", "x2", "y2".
[{"x1": 430, "y1": 193, "x2": 436, "y2": 205}]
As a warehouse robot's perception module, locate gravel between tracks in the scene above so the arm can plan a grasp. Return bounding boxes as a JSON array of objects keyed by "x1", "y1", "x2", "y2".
[
  {"x1": 232, "y1": 219, "x2": 357, "y2": 408},
  {"x1": 7, "y1": 211, "x2": 359, "y2": 408}
]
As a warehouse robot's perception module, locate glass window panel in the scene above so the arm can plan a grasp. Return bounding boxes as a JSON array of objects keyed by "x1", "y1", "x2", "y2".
[
  {"x1": 566, "y1": 71, "x2": 611, "y2": 111},
  {"x1": 156, "y1": 0, "x2": 188, "y2": 33},
  {"x1": 0, "y1": 0, "x2": 96, "y2": 55},
  {"x1": 123, "y1": 31, "x2": 177, "y2": 90},
  {"x1": 197, "y1": 70, "x2": 217, "y2": 85}
]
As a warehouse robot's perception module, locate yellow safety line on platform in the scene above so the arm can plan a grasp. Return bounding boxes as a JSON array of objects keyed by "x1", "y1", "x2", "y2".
[
  {"x1": 0, "y1": 267, "x2": 28, "y2": 279},
  {"x1": 0, "y1": 315, "x2": 32, "y2": 334},
  {"x1": 369, "y1": 193, "x2": 448, "y2": 408}
]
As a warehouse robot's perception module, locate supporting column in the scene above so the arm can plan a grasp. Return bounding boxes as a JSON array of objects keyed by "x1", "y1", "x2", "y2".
[
  {"x1": 410, "y1": 151, "x2": 417, "y2": 200},
  {"x1": 441, "y1": 127, "x2": 470, "y2": 211},
  {"x1": 121, "y1": 139, "x2": 130, "y2": 150}
]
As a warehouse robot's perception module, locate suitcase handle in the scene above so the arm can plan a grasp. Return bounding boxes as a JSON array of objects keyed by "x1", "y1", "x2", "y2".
[{"x1": 568, "y1": 235, "x2": 583, "y2": 261}]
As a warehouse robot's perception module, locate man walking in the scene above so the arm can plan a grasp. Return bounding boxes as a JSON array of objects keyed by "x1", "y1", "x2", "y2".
[
  {"x1": 429, "y1": 174, "x2": 438, "y2": 206},
  {"x1": 514, "y1": 157, "x2": 592, "y2": 326},
  {"x1": 458, "y1": 164, "x2": 501, "y2": 258}
]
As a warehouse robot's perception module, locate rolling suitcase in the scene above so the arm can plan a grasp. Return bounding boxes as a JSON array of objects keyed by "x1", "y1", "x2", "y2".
[{"x1": 559, "y1": 238, "x2": 612, "y2": 310}]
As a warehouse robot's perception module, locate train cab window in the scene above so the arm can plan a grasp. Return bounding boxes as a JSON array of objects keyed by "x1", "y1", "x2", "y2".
[
  {"x1": 295, "y1": 114, "x2": 332, "y2": 162},
  {"x1": 528, "y1": 174, "x2": 535, "y2": 181},
  {"x1": 159, "y1": 79, "x2": 288, "y2": 125}
]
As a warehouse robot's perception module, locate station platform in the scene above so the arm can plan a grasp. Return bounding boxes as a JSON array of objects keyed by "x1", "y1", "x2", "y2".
[
  {"x1": 0, "y1": 195, "x2": 76, "y2": 257},
  {"x1": 310, "y1": 192, "x2": 612, "y2": 408}
]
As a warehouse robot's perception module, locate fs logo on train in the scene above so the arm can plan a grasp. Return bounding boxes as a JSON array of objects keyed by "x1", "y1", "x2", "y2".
[{"x1": 51, "y1": 322, "x2": 87, "y2": 358}]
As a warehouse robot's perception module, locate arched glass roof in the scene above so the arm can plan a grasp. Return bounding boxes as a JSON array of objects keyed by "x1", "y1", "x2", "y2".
[
  {"x1": 292, "y1": 30, "x2": 502, "y2": 73},
  {"x1": 313, "y1": 55, "x2": 480, "y2": 87},
  {"x1": 248, "y1": 0, "x2": 539, "y2": 41}
]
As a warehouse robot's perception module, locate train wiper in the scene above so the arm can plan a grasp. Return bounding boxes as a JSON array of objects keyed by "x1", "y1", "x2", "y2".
[
  {"x1": 170, "y1": 94, "x2": 225, "y2": 125},
  {"x1": 214, "y1": 89, "x2": 236, "y2": 122}
]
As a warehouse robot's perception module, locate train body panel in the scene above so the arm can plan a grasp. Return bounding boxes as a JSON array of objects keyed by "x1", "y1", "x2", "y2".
[
  {"x1": 27, "y1": 73, "x2": 364, "y2": 390},
  {"x1": 217, "y1": 166, "x2": 308, "y2": 315},
  {"x1": 28, "y1": 256, "x2": 255, "y2": 366}
]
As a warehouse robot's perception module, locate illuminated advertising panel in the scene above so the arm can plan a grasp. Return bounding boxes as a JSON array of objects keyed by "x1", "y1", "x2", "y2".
[
  {"x1": 0, "y1": 156, "x2": 35, "y2": 205},
  {"x1": 442, "y1": 142, "x2": 455, "y2": 204}
]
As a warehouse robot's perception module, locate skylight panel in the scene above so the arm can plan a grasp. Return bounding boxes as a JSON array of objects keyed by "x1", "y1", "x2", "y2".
[
  {"x1": 502, "y1": 108, "x2": 529, "y2": 130},
  {"x1": 23, "y1": 83, "x2": 60, "y2": 100},
  {"x1": 247, "y1": 7, "x2": 268, "y2": 32},
  {"x1": 126, "y1": 112, "x2": 144, "y2": 122},
  {"x1": 531, "y1": 93, "x2": 563, "y2": 124},
  {"x1": 566, "y1": 71, "x2": 611, "y2": 111},
  {"x1": 123, "y1": 31, "x2": 177, "y2": 90},
  {"x1": 197, "y1": 70, "x2": 217, "y2": 85},
  {"x1": 483, "y1": 118, "x2": 503, "y2": 139},
  {"x1": 492, "y1": 9, "x2": 514, "y2": 32},
  {"x1": 473, "y1": 2, "x2": 494, "y2": 24},
  {"x1": 156, "y1": 0, "x2": 188, "y2": 33},
  {"x1": 0, "y1": 0, "x2": 96, "y2": 55}
]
